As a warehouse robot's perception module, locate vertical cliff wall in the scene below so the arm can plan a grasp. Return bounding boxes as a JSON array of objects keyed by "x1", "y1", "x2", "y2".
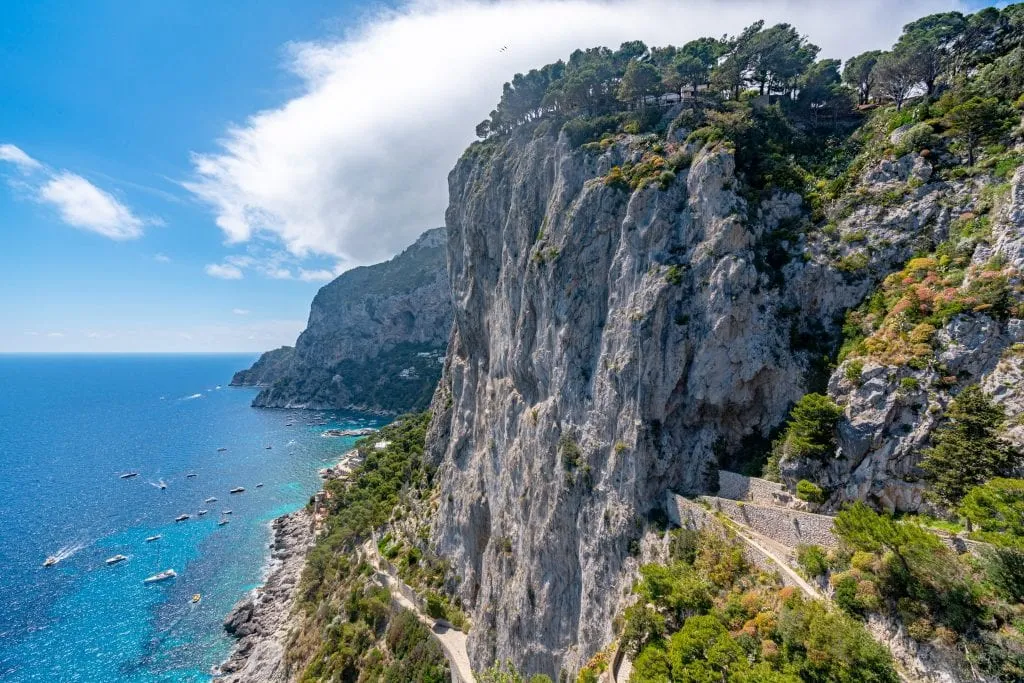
[{"x1": 425, "y1": 117, "x2": 957, "y2": 676}]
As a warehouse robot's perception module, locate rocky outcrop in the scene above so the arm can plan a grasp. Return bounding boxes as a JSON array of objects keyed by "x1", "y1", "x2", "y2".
[
  {"x1": 218, "y1": 510, "x2": 313, "y2": 683},
  {"x1": 231, "y1": 346, "x2": 295, "y2": 387},
  {"x1": 425, "y1": 121, "x2": 958, "y2": 677},
  {"x1": 806, "y1": 165, "x2": 1024, "y2": 512},
  {"x1": 233, "y1": 228, "x2": 452, "y2": 414}
]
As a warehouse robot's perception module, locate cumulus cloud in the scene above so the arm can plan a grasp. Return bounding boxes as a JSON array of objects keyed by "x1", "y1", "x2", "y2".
[
  {"x1": 38, "y1": 172, "x2": 145, "y2": 240},
  {"x1": 205, "y1": 263, "x2": 244, "y2": 279},
  {"x1": 185, "y1": 0, "x2": 963, "y2": 268},
  {"x1": 0, "y1": 144, "x2": 43, "y2": 173},
  {"x1": 1, "y1": 143, "x2": 150, "y2": 239},
  {"x1": 154, "y1": 253, "x2": 172, "y2": 263}
]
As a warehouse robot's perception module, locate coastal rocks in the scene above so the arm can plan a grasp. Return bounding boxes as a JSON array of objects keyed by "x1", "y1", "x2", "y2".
[
  {"x1": 218, "y1": 509, "x2": 313, "y2": 683},
  {"x1": 232, "y1": 228, "x2": 452, "y2": 414},
  {"x1": 230, "y1": 346, "x2": 295, "y2": 387}
]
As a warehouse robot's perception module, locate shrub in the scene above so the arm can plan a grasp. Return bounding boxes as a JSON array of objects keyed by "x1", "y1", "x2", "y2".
[
  {"x1": 844, "y1": 359, "x2": 865, "y2": 384},
  {"x1": 894, "y1": 122, "x2": 936, "y2": 157},
  {"x1": 796, "y1": 479, "x2": 826, "y2": 503},
  {"x1": 797, "y1": 544, "x2": 829, "y2": 577}
]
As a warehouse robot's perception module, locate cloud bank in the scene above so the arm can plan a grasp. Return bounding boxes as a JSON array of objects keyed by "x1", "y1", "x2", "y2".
[
  {"x1": 186, "y1": 0, "x2": 964, "y2": 268},
  {"x1": 0, "y1": 144, "x2": 149, "y2": 240}
]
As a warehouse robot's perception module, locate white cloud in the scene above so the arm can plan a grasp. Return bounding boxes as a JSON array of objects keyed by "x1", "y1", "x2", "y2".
[
  {"x1": 298, "y1": 267, "x2": 337, "y2": 283},
  {"x1": 232, "y1": 308, "x2": 251, "y2": 315},
  {"x1": 154, "y1": 253, "x2": 172, "y2": 263},
  {"x1": 205, "y1": 263, "x2": 244, "y2": 279},
  {"x1": 185, "y1": 0, "x2": 963, "y2": 268},
  {"x1": 38, "y1": 172, "x2": 145, "y2": 240},
  {"x1": 0, "y1": 144, "x2": 42, "y2": 173},
  {"x1": 1, "y1": 144, "x2": 152, "y2": 239},
  {"x1": 46, "y1": 331, "x2": 64, "y2": 338}
]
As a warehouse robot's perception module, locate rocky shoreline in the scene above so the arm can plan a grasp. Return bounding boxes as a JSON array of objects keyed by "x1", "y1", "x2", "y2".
[{"x1": 216, "y1": 508, "x2": 314, "y2": 682}]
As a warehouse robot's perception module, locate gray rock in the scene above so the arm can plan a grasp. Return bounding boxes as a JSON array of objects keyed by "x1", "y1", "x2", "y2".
[
  {"x1": 234, "y1": 228, "x2": 453, "y2": 414},
  {"x1": 425, "y1": 129, "x2": 960, "y2": 677}
]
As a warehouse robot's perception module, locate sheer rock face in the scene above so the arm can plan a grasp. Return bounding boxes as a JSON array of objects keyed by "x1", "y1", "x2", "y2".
[
  {"x1": 426, "y1": 128, "x2": 948, "y2": 677},
  {"x1": 231, "y1": 228, "x2": 452, "y2": 414}
]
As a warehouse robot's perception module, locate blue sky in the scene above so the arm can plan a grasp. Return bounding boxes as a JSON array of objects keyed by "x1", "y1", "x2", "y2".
[{"x1": 0, "y1": 0, "x2": 997, "y2": 352}]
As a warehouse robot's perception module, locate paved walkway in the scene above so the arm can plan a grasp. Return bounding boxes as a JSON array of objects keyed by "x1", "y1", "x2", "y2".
[{"x1": 364, "y1": 541, "x2": 476, "y2": 683}]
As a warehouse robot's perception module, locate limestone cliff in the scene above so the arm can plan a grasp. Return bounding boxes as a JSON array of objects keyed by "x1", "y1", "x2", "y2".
[
  {"x1": 232, "y1": 228, "x2": 452, "y2": 414},
  {"x1": 424, "y1": 112, "x2": 970, "y2": 676}
]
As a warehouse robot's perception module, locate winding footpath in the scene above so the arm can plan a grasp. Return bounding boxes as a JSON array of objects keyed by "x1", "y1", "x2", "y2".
[{"x1": 364, "y1": 540, "x2": 476, "y2": 683}]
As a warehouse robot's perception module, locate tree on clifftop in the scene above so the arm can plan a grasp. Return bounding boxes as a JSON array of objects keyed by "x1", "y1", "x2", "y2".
[{"x1": 842, "y1": 50, "x2": 882, "y2": 104}]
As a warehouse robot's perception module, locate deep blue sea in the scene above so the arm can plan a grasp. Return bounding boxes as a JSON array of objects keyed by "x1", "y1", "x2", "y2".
[{"x1": 0, "y1": 354, "x2": 384, "y2": 682}]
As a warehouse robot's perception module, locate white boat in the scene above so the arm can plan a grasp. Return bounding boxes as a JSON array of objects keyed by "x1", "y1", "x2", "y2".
[
  {"x1": 105, "y1": 554, "x2": 128, "y2": 565},
  {"x1": 43, "y1": 556, "x2": 59, "y2": 567},
  {"x1": 221, "y1": 509, "x2": 232, "y2": 515},
  {"x1": 217, "y1": 447, "x2": 227, "y2": 452},
  {"x1": 217, "y1": 519, "x2": 229, "y2": 526},
  {"x1": 145, "y1": 535, "x2": 161, "y2": 542},
  {"x1": 197, "y1": 509, "x2": 208, "y2": 516},
  {"x1": 255, "y1": 483, "x2": 264, "y2": 488},
  {"x1": 265, "y1": 445, "x2": 272, "y2": 450},
  {"x1": 186, "y1": 473, "x2": 197, "y2": 478},
  {"x1": 204, "y1": 497, "x2": 217, "y2": 503},
  {"x1": 175, "y1": 514, "x2": 190, "y2": 522},
  {"x1": 120, "y1": 472, "x2": 139, "y2": 479},
  {"x1": 143, "y1": 569, "x2": 176, "y2": 584},
  {"x1": 230, "y1": 487, "x2": 245, "y2": 494}
]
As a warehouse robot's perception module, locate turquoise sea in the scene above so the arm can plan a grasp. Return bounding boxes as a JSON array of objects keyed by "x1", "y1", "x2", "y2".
[{"x1": 0, "y1": 354, "x2": 383, "y2": 682}]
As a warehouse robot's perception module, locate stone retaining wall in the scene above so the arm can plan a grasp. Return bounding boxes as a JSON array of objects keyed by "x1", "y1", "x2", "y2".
[
  {"x1": 716, "y1": 470, "x2": 785, "y2": 505},
  {"x1": 699, "y1": 496, "x2": 840, "y2": 548},
  {"x1": 666, "y1": 494, "x2": 807, "y2": 589}
]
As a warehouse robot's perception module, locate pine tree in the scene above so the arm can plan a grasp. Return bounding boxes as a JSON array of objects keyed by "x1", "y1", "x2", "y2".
[{"x1": 920, "y1": 385, "x2": 1019, "y2": 508}]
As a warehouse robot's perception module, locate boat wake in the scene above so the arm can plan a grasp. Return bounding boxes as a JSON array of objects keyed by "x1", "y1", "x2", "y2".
[
  {"x1": 182, "y1": 393, "x2": 203, "y2": 400},
  {"x1": 51, "y1": 540, "x2": 88, "y2": 562}
]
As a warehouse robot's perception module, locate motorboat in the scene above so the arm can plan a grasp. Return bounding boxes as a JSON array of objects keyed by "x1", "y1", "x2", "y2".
[
  {"x1": 204, "y1": 497, "x2": 217, "y2": 503},
  {"x1": 145, "y1": 535, "x2": 161, "y2": 542},
  {"x1": 229, "y1": 487, "x2": 245, "y2": 494},
  {"x1": 197, "y1": 509, "x2": 208, "y2": 516},
  {"x1": 120, "y1": 472, "x2": 139, "y2": 479},
  {"x1": 157, "y1": 480, "x2": 167, "y2": 490},
  {"x1": 143, "y1": 569, "x2": 176, "y2": 584},
  {"x1": 175, "y1": 514, "x2": 190, "y2": 522},
  {"x1": 221, "y1": 509, "x2": 232, "y2": 515},
  {"x1": 186, "y1": 473, "x2": 197, "y2": 478},
  {"x1": 265, "y1": 445, "x2": 272, "y2": 449},
  {"x1": 43, "y1": 556, "x2": 59, "y2": 567},
  {"x1": 255, "y1": 483, "x2": 264, "y2": 488},
  {"x1": 192, "y1": 594, "x2": 201, "y2": 604},
  {"x1": 217, "y1": 447, "x2": 227, "y2": 452},
  {"x1": 105, "y1": 554, "x2": 128, "y2": 565},
  {"x1": 217, "y1": 519, "x2": 230, "y2": 526}
]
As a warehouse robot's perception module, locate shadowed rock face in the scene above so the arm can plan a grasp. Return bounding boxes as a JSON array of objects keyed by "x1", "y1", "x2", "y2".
[
  {"x1": 425, "y1": 123, "x2": 964, "y2": 677},
  {"x1": 232, "y1": 228, "x2": 452, "y2": 414}
]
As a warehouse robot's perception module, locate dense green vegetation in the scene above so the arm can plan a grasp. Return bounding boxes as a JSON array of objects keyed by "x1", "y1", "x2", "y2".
[
  {"x1": 284, "y1": 413, "x2": 449, "y2": 682},
  {"x1": 621, "y1": 528, "x2": 899, "y2": 682},
  {"x1": 831, "y1": 502, "x2": 1024, "y2": 679}
]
